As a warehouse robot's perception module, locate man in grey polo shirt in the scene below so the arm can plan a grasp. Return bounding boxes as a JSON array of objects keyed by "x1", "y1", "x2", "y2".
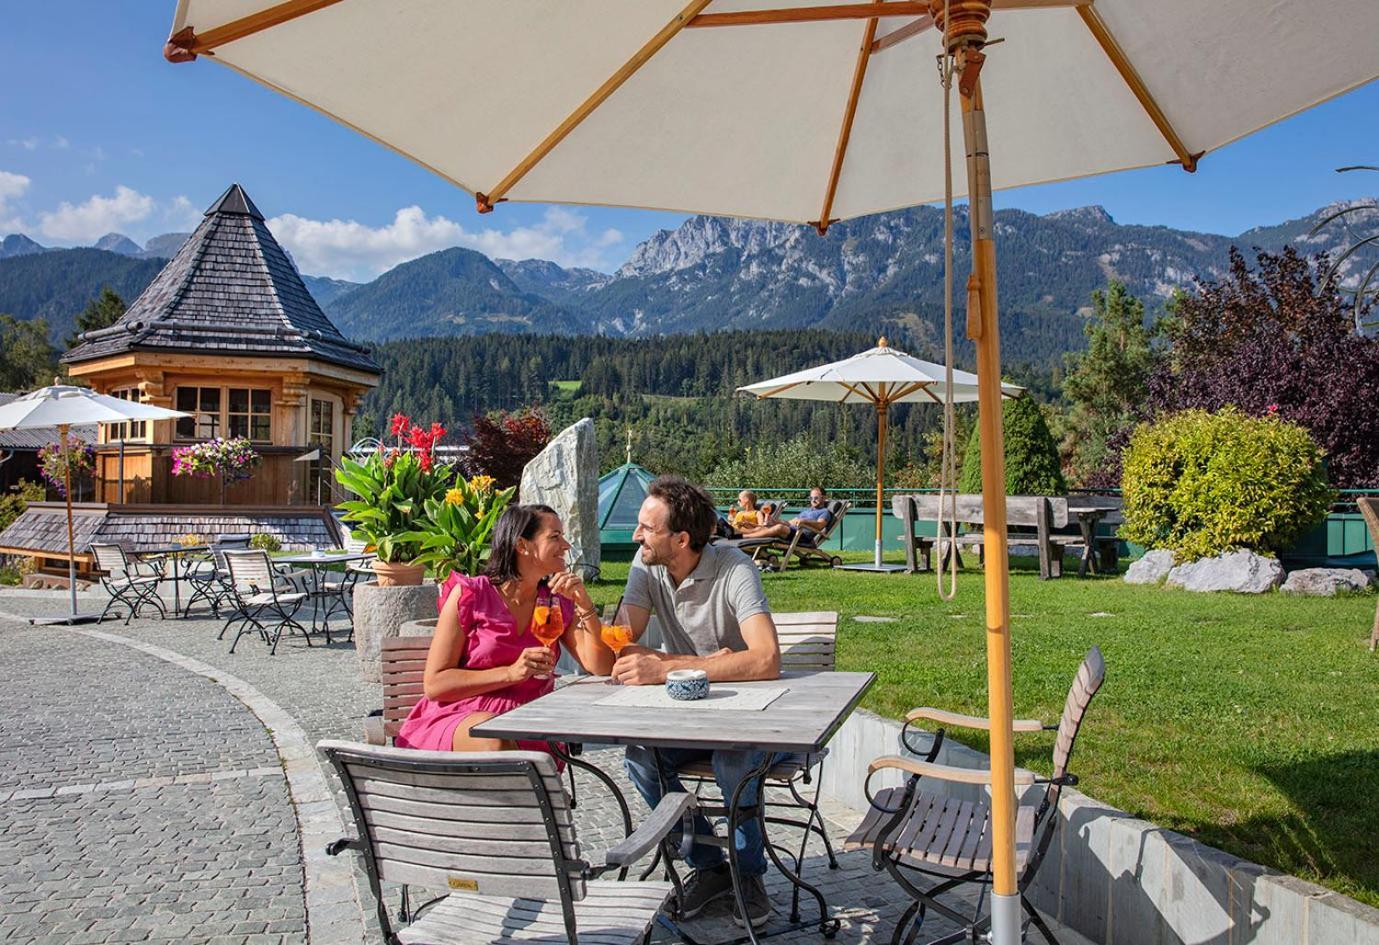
[{"x1": 612, "y1": 475, "x2": 781, "y2": 929}]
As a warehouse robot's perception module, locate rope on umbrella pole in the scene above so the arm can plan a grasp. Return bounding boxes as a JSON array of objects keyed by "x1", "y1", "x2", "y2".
[{"x1": 936, "y1": 0, "x2": 959, "y2": 602}]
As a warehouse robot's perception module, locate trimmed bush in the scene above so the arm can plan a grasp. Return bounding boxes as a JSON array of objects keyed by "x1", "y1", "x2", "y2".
[
  {"x1": 959, "y1": 396, "x2": 1066, "y2": 496},
  {"x1": 1120, "y1": 407, "x2": 1333, "y2": 561},
  {"x1": 705, "y1": 436, "x2": 872, "y2": 494}
]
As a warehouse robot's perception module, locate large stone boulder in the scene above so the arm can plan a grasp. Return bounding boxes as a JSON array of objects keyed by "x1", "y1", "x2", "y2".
[
  {"x1": 353, "y1": 580, "x2": 439, "y2": 681},
  {"x1": 1280, "y1": 568, "x2": 1375, "y2": 597},
  {"x1": 519, "y1": 417, "x2": 600, "y2": 579},
  {"x1": 1165, "y1": 549, "x2": 1284, "y2": 594},
  {"x1": 1124, "y1": 549, "x2": 1176, "y2": 585}
]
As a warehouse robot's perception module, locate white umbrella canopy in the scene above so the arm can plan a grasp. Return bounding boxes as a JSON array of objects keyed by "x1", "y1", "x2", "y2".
[
  {"x1": 0, "y1": 383, "x2": 187, "y2": 625},
  {"x1": 739, "y1": 338, "x2": 1022, "y2": 570},
  {"x1": 165, "y1": 0, "x2": 1379, "y2": 224}
]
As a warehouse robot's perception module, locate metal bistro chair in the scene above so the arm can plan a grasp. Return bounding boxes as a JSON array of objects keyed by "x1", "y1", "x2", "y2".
[
  {"x1": 183, "y1": 535, "x2": 251, "y2": 617},
  {"x1": 219, "y1": 550, "x2": 309, "y2": 655},
  {"x1": 319, "y1": 740, "x2": 694, "y2": 945},
  {"x1": 845, "y1": 647, "x2": 1105, "y2": 945},
  {"x1": 675, "y1": 611, "x2": 842, "y2": 920},
  {"x1": 90, "y1": 543, "x2": 166, "y2": 625}
]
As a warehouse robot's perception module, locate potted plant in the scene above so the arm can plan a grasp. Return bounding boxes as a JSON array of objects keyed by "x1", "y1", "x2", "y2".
[
  {"x1": 335, "y1": 414, "x2": 453, "y2": 586},
  {"x1": 400, "y1": 474, "x2": 516, "y2": 581},
  {"x1": 171, "y1": 437, "x2": 262, "y2": 504}
]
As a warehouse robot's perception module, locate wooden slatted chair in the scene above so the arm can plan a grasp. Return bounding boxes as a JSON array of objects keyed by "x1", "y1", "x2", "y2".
[
  {"x1": 676, "y1": 611, "x2": 841, "y2": 918},
  {"x1": 219, "y1": 550, "x2": 308, "y2": 655},
  {"x1": 319, "y1": 741, "x2": 692, "y2": 945},
  {"x1": 845, "y1": 647, "x2": 1105, "y2": 945},
  {"x1": 90, "y1": 542, "x2": 165, "y2": 625},
  {"x1": 1358, "y1": 498, "x2": 1379, "y2": 652}
]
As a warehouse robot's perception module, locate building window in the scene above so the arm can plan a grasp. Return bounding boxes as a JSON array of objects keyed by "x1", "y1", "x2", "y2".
[
  {"x1": 106, "y1": 389, "x2": 147, "y2": 442},
  {"x1": 309, "y1": 399, "x2": 335, "y2": 455},
  {"x1": 228, "y1": 388, "x2": 272, "y2": 442},
  {"x1": 175, "y1": 386, "x2": 272, "y2": 442}
]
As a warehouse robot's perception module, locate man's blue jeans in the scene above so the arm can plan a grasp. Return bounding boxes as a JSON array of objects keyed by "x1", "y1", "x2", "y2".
[{"x1": 624, "y1": 745, "x2": 780, "y2": 877}]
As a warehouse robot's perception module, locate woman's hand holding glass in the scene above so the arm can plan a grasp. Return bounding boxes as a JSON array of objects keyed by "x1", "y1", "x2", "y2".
[{"x1": 508, "y1": 645, "x2": 556, "y2": 682}]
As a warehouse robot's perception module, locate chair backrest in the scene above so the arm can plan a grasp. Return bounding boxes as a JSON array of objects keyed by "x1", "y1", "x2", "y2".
[
  {"x1": 223, "y1": 549, "x2": 275, "y2": 593},
  {"x1": 89, "y1": 542, "x2": 130, "y2": 576},
  {"x1": 1048, "y1": 646, "x2": 1106, "y2": 795},
  {"x1": 319, "y1": 741, "x2": 582, "y2": 907},
  {"x1": 774, "y1": 611, "x2": 838, "y2": 672},
  {"x1": 379, "y1": 636, "x2": 434, "y2": 740},
  {"x1": 895, "y1": 494, "x2": 1068, "y2": 529}
]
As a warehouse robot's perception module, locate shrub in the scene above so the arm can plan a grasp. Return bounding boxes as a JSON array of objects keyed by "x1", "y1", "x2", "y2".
[
  {"x1": 958, "y1": 396, "x2": 1066, "y2": 496},
  {"x1": 461, "y1": 408, "x2": 551, "y2": 490},
  {"x1": 1120, "y1": 407, "x2": 1333, "y2": 561},
  {"x1": 704, "y1": 436, "x2": 873, "y2": 495},
  {"x1": 249, "y1": 533, "x2": 282, "y2": 553},
  {"x1": 0, "y1": 479, "x2": 44, "y2": 534}
]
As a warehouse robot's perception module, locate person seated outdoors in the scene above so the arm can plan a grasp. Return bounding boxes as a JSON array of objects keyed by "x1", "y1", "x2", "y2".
[
  {"x1": 395, "y1": 504, "x2": 612, "y2": 757},
  {"x1": 612, "y1": 475, "x2": 782, "y2": 929},
  {"x1": 736, "y1": 485, "x2": 833, "y2": 546}
]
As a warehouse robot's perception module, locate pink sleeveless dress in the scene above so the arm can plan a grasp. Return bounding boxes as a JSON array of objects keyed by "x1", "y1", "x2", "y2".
[{"x1": 395, "y1": 574, "x2": 573, "y2": 758}]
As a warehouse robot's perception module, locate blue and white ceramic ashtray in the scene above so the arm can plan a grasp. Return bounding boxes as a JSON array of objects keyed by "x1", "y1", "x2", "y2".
[{"x1": 666, "y1": 669, "x2": 709, "y2": 701}]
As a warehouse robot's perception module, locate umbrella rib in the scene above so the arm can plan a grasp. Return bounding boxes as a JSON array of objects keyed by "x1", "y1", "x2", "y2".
[
  {"x1": 871, "y1": 15, "x2": 933, "y2": 53},
  {"x1": 688, "y1": 3, "x2": 927, "y2": 28},
  {"x1": 753, "y1": 381, "x2": 808, "y2": 399},
  {"x1": 165, "y1": 0, "x2": 346, "y2": 59},
  {"x1": 1078, "y1": 5, "x2": 1201, "y2": 172},
  {"x1": 814, "y1": 9, "x2": 883, "y2": 235},
  {"x1": 476, "y1": 0, "x2": 715, "y2": 212},
  {"x1": 837, "y1": 381, "x2": 873, "y2": 403}
]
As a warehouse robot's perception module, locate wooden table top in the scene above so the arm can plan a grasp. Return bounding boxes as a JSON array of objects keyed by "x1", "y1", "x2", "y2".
[{"x1": 473, "y1": 670, "x2": 874, "y2": 754}]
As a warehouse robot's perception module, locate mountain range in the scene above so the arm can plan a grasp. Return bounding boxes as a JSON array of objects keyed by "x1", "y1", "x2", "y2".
[{"x1": 2, "y1": 199, "x2": 1374, "y2": 367}]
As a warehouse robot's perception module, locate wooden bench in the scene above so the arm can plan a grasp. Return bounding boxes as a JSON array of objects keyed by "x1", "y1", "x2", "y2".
[{"x1": 891, "y1": 494, "x2": 1120, "y2": 580}]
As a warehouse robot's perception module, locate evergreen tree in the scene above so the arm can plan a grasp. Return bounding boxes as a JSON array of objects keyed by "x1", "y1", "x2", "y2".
[
  {"x1": 1060, "y1": 280, "x2": 1155, "y2": 485},
  {"x1": 65, "y1": 287, "x2": 126, "y2": 349},
  {"x1": 959, "y1": 395, "x2": 1066, "y2": 496},
  {"x1": 0, "y1": 315, "x2": 58, "y2": 391}
]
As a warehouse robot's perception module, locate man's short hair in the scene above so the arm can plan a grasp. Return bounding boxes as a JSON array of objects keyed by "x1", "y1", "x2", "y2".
[
  {"x1": 648, "y1": 475, "x2": 717, "y2": 551},
  {"x1": 811, "y1": 486, "x2": 828, "y2": 497}
]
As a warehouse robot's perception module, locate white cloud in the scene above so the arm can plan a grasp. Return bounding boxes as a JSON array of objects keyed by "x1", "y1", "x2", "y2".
[
  {"x1": 7, "y1": 137, "x2": 40, "y2": 151},
  {"x1": 52, "y1": 136, "x2": 69, "y2": 150},
  {"x1": 267, "y1": 205, "x2": 625, "y2": 281},
  {"x1": 37, "y1": 185, "x2": 155, "y2": 241},
  {"x1": 161, "y1": 195, "x2": 201, "y2": 231},
  {"x1": 0, "y1": 170, "x2": 31, "y2": 231}
]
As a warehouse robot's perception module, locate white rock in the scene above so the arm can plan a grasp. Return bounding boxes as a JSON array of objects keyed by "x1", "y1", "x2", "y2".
[
  {"x1": 1280, "y1": 568, "x2": 1374, "y2": 597},
  {"x1": 1165, "y1": 549, "x2": 1284, "y2": 594},
  {"x1": 1124, "y1": 549, "x2": 1176, "y2": 585},
  {"x1": 519, "y1": 418, "x2": 600, "y2": 579}
]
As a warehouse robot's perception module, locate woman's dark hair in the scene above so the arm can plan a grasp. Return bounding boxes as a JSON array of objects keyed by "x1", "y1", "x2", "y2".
[
  {"x1": 647, "y1": 475, "x2": 717, "y2": 552},
  {"x1": 484, "y1": 503, "x2": 558, "y2": 586}
]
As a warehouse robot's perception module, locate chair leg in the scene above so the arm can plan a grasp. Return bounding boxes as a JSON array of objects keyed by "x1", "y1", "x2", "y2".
[{"x1": 1022, "y1": 895, "x2": 1061, "y2": 945}]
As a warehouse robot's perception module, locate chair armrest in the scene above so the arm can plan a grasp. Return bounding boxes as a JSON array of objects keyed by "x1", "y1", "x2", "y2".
[
  {"x1": 905, "y1": 707, "x2": 1046, "y2": 732},
  {"x1": 363, "y1": 715, "x2": 387, "y2": 746},
  {"x1": 595, "y1": 792, "x2": 697, "y2": 870},
  {"x1": 868, "y1": 755, "x2": 1038, "y2": 786}
]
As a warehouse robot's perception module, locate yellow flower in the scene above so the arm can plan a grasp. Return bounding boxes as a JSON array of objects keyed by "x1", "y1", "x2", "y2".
[
  {"x1": 469, "y1": 475, "x2": 495, "y2": 495},
  {"x1": 444, "y1": 487, "x2": 465, "y2": 506}
]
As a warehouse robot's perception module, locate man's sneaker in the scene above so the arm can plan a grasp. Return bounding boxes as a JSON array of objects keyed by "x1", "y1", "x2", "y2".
[
  {"x1": 731, "y1": 874, "x2": 773, "y2": 929},
  {"x1": 675, "y1": 863, "x2": 734, "y2": 919}
]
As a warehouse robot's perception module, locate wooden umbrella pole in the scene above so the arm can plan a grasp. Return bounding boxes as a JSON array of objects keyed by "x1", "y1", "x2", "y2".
[
  {"x1": 874, "y1": 397, "x2": 888, "y2": 567},
  {"x1": 60, "y1": 423, "x2": 79, "y2": 618},
  {"x1": 960, "y1": 67, "x2": 1021, "y2": 942}
]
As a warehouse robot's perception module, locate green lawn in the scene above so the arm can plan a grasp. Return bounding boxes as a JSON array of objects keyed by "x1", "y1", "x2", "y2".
[{"x1": 587, "y1": 554, "x2": 1379, "y2": 906}]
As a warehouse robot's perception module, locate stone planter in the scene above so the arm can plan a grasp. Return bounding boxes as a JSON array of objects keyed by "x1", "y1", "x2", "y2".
[
  {"x1": 372, "y1": 560, "x2": 426, "y2": 587},
  {"x1": 352, "y1": 580, "x2": 438, "y2": 681},
  {"x1": 399, "y1": 618, "x2": 438, "y2": 637}
]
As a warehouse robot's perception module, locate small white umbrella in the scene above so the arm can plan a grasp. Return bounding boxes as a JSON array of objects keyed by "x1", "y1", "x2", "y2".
[
  {"x1": 738, "y1": 337, "x2": 1020, "y2": 570},
  {"x1": 0, "y1": 384, "x2": 188, "y2": 625}
]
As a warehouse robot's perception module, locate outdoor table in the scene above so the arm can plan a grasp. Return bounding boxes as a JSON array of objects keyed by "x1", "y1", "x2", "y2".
[
  {"x1": 1071, "y1": 506, "x2": 1120, "y2": 578},
  {"x1": 273, "y1": 551, "x2": 370, "y2": 643},
  {"x1": 474, "y1": 669, "x2": 875, "y2": 945},
  {"x1": 132, "y1": 544, "x2": 209, "y2": 618}
]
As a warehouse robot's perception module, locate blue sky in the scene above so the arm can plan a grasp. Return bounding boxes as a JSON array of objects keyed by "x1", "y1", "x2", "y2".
[{"x1": 2, "y1": 4, "x2": 1376, "y2": 282}]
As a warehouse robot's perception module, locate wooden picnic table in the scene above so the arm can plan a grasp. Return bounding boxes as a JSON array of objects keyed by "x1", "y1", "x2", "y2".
[{"x1": 474, "y1": 669, "x2": 874, "y2": 945}]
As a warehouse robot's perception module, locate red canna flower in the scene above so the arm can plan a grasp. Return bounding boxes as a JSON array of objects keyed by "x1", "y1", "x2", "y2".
[{"x1": 390, "y1": 413, "x2": 412, "y2": 438}]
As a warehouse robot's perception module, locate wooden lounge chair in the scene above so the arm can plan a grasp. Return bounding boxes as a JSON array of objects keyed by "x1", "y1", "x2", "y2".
[
  {"x1": 723, "y1": 499, "x2": 849, "y2": 571},
  {"x1": 90, "y1": 542, "x2": 166, "y2": 624},
  {"x1": 676, "y1": 611, "x2": 842, "y2": 918},
  {"x1": 319, "y1": 740, "x2": 692, "y2": 945},
  {"x1": 1359, "y1": 498, "x2": 1379, "y2": 651},
  {"x1": 845, "y1": 647, "x2": 1105, "y2": 945}
]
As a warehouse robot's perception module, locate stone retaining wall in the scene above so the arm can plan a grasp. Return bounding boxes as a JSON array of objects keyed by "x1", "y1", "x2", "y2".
[{"x1": 820, "y1": 709, "x2": 1379, "y2": 945}]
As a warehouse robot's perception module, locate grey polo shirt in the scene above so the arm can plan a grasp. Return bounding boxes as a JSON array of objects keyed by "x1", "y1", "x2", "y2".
[{"x1": 624, "y1": 542, "x2": 771, "y2": 656}]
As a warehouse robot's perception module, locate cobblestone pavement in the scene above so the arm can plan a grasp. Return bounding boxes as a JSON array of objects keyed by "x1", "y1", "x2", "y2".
[{"x1": 1, "y1": 590, "x2": 1092, "y2": 945}]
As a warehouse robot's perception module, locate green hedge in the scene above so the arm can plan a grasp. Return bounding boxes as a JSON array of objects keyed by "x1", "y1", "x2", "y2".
[
  {"x1": 1120, "y1": 407, "x2": 1334, "y2": 561},
  {"x1": 959, "y1": 396, "x2": 1066, "y2": 496}
]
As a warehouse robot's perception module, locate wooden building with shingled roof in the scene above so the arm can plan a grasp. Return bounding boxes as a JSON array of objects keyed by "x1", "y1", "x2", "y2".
[{"x1": 62, "y1": 182, "x2": 380, "y2": 506}]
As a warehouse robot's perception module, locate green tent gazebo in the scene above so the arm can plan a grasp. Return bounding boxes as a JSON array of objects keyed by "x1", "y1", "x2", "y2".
[{"x1": 597, "y1": 462, "x2": 656, "y2": 559}]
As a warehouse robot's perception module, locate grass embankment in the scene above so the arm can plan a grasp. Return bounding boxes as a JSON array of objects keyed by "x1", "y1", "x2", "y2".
[{"x1": 587, "y1": 555, "x2": 1379, "y2": 906}]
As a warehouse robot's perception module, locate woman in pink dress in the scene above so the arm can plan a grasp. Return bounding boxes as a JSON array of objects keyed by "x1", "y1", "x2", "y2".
[{"x1": 396, "y1": 504, "x2": 614, "y2": 754}]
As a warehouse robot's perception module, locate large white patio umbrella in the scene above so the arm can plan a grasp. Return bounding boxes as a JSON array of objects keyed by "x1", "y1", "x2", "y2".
[
  {"x1": 0, "y1": 384, "x2": 187, "y2": 625},
  {"x1": 738, "y1": 337, "x2": 1019, "y2": 571},
  {"x1": 161, "y1": 2, "x2": 1379, "y2": 940}
]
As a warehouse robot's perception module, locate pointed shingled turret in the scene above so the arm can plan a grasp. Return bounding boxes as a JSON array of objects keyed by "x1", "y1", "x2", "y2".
[{"x1": 63, "y1": 184, "x2": 378, "y2": 376}]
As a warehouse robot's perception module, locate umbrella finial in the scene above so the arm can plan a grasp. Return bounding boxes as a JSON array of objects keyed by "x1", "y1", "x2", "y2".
[{"x1": 877, "y1": 336, "x2": 889, "y2": 348}]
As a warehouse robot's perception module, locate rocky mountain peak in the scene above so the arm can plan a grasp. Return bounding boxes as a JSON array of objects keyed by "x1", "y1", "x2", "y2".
[
  {"x1": 1046, "y1": 205, "x2": 1115, "y2": 226},
  {"x1": 0, "y1": 233, "x2": 46, "y2": 259},
  {"x1": 93, "y1": 233, "x2": 143, "y2": 256},
  {"x1": 616, "y1": 214, "x2": 798, "y2": 278}
]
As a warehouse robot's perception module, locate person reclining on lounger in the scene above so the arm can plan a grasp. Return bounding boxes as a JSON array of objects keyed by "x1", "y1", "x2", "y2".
[
  {"x1": 736, "y1": 486, "x2": 832, "y2": 546},
  {"x1": 721, "y1": 490, "x2": 781, "y2": 538}
]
